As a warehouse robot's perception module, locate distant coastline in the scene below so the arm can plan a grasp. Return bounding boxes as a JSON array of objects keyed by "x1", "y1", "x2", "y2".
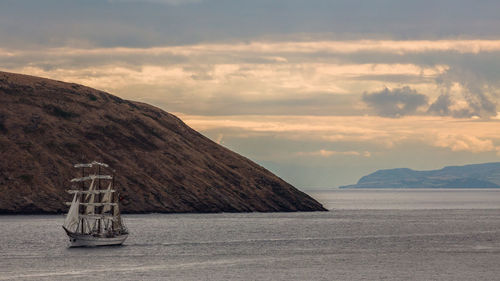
[
  {"x1": 339, "y1": 186, "x2": 500, "y2": 189},
  {"x1": 339, "y1": 162, "x2": 500, "y2": 189}
]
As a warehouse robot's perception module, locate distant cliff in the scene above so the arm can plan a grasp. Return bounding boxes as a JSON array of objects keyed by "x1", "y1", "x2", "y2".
[
  {"x1": 340, "y1": 163, "x2": 500, "y2": 188},
  {"x1": 0, "y1": 71, "x2": 326, "y2": 214}
]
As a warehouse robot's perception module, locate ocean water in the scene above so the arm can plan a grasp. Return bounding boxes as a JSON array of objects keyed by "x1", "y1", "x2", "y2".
[
  {"x1": 1, "y1": 189, "x2": 500, "y2": 280},
  {"x1": 312, "y1": 188, "x2": 500, "y2": 210}
]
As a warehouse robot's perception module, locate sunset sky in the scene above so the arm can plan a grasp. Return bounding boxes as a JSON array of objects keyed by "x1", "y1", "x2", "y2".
[{"x1": 2, "y1": 0, "x2": 500, "y2": 188}]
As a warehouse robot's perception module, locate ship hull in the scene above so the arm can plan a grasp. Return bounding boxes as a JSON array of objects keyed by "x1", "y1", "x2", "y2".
[{"x1": 65, "y1": 230, "x2": 128, "y2": 247}]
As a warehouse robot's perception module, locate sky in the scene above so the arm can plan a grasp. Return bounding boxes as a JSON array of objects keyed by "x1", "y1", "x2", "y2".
[{"x1": 1, "y1": 0, "x2": 500, "y2": 188}]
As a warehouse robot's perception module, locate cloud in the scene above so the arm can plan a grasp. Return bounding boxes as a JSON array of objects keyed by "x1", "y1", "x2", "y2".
[
  {"x1": 362, "y1": 86, "x2": 428, "y2": 118},
  {"x1": 179, "y1": 114, "x2": 500, "y2": 153},
  {"x1": 296, "y1": 150, "x2": 371, "y2": 158},
  {"x1": 215, "y1": 134, "x2": 224, "y2": 144},
  {"x1": 108, "y1": 0, "x2": 203, "y2": 5},
  {"x1": 428, "y1": 93, "x2": 452, "y2": 116},
  {"x1": 2, "y1": 1, "x2": 500, "y2": 49},
  {"x1": 429, "y1": 67, "x2": 498, "y2": 118},
  {"x1": 0, "y1": 40, "x2": 498, "y2": 119},
  {"x1": 433, "y1": 134, "x2": 495, "y2": 153}
]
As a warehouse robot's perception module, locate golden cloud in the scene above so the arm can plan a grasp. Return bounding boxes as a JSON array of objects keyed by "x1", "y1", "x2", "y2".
[
  {"x1": 3, "y1": 39, "x2": 500, "y2": 57},
  {"x1": 296, "y1": 150, "x2": 371, "y2": 158},
  {"x1": 179, "y1": 114, "x2": 500, "y2": 154}
]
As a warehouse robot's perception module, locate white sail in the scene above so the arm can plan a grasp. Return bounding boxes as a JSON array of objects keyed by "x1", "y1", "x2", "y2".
[
  {"x1": 80, "y1": 202, "x2": 118, "y2": 206},
  {"x1": 82, "y1": 218, "x2": 91, "y2": 234},
  {"x1": 63, "y1": 194, "x2": 80, "y2": 232},
  {"x1": 71, "y1": 175, "x2": 112, "y2": 182},
  {"x1": 101, "y1": 182, "x2": 113, "y2": 214},
  {"x1": 67, "y1": 189, "x2": 115, "y2": 194},
  {"x1": 74, "y1": 161, "x2": 109, "y2": 168},
  {"x1": 85, "y1": 179, "x2": 96, "y2": 215},
  {"x1": 80, "y1": 214, "x2": 116, "y2": 220},
  {"x1": 65, "y1": 202, "x2": 118, "y2": 206}
]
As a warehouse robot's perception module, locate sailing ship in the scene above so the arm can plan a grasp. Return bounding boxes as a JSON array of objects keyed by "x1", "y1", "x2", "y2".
[{"x1": 62, "y1": 161, "x2": 128, "y2": 247}]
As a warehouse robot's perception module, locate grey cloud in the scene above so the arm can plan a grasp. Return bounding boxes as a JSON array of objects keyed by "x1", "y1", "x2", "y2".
[
  {"x1": 363, "y1": 86, "x2": 428, "y2": 118},
  {"x1": 337, "y1": 50, "x2": 500, "y2": 119},
  {"x1": 0, "y1": 50, "x2": 189, "y2": 70},
  {"x1": 108, "y1": 0, "x2": 203, "y2": 5},
  {"x1": 126, "y1": 87, "x2": 363, "y2": 116},
  {"x1": 429, "y1": 68, "x2": 498, "y2": 118},
  {"x1": 2, "y1": 0, "x2": 500, "y2": 49},
  {"x1": 349, "y1": 74, "x2": 436, "y2": 84},
  {"x1": 427, "y1": 94, "x2": 451, "y2": 116},
  {"x1": 183, "y1": 65, "x2": 214, "y2": 81}
]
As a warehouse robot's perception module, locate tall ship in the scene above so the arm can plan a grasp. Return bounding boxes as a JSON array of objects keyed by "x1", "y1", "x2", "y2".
[{"x1": 62, "y1": 161, "x2": 128, "y2": 247}]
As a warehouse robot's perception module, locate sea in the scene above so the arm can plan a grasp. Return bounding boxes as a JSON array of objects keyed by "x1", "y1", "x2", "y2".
[{"x1": 2, "y1": 189, "x2": 500, "y2": 280}]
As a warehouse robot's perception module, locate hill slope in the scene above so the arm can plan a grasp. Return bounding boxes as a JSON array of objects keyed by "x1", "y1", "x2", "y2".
[
  {"x1": 0, "y1": 71, "x2": 326, "y2": 213},
  {"x1": 340, "y1": 163, "x2": 500, "y2": 188}
]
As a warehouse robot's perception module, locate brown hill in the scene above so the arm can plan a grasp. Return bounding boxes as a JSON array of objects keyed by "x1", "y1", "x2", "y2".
[{"x1": 0, "y1": 71, "x2": 326, "y2": 214}]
